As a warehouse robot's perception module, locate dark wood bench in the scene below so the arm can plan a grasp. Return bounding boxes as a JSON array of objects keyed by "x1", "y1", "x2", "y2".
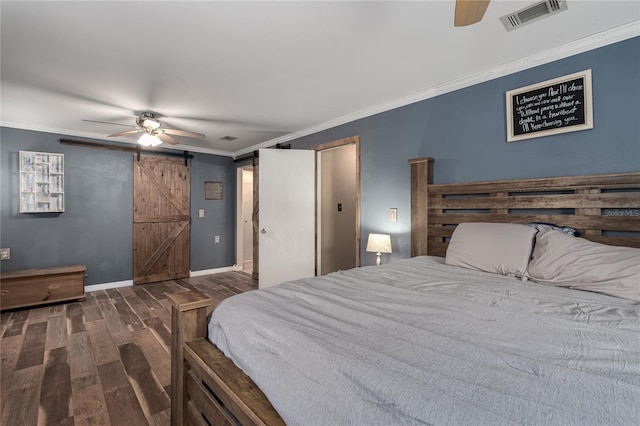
[{"x1": 1, "y1": 265, "x2": 86, "y2": 310}]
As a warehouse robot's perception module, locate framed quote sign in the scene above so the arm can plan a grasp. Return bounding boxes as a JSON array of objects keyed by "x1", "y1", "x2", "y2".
[{"x1": 506, "y1": 69, "x2": 593, "y2": 142}]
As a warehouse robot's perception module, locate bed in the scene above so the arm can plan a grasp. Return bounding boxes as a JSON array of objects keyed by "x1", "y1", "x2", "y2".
[{"x1": 168, "y1": 160, "x2": 640, "y2": 426}]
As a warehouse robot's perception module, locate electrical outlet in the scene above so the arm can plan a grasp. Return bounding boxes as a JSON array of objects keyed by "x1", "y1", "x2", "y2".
[
  {"x1": 198, "y1": 209, "x2": 205, "y2": 218},
  {"x1": 214, "y1": 235, "x2": 220, "y2": 244},
  {"x1": 0, "y1": 248, "x2": 10, "y2": 260},
  {"x1": 390, "y1": 208, "x2": 398, "y2": 223}
]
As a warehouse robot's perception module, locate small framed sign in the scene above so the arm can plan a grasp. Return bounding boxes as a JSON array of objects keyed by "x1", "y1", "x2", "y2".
[
  {"x1": 204, "y1": 181, "x2": 223, "y2": 200},
  {"x1": 506, "y1": 69, "x2": 593, "y2": 142}
]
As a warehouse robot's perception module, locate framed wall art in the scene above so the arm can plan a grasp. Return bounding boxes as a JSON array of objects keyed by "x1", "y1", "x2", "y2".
[
  {"x1": 20, "y1": 150, "x2": 64, "y2": 213},
  {"x1": 506, "y1": 69, "x2": 593, "y2": 142}
]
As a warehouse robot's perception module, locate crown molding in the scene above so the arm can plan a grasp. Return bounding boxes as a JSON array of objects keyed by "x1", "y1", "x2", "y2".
[
  {"x1": 3, "y1": 23, "x2": 637, "y2": 159},
  {"x1": 232, "y1": 22, "x2": 640, "y2": 157}
]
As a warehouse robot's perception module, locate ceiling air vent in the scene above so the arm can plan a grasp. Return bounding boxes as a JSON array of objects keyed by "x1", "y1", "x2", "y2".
[{"x1": 501, "y1": 0, "x2": 568, "y2": 31}]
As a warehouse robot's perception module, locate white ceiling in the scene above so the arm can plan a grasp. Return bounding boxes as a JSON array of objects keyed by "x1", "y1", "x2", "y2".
[{"x1": 2, "y1": 1, "x2": 638, "y2": 157}]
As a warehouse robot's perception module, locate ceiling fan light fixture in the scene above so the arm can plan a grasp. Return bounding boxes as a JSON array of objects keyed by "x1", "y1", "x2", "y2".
[
  {"x1": 94, "y1": 111, "x2": 202, "y2": 146},
  {"x1": 142, "y1": 118, "x2": 161, "y2": 130},
  {"x1": 138, "y1": 132, "x2": 162, "y2": 147}
]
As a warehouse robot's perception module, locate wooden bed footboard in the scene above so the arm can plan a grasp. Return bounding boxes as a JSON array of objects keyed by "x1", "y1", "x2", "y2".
[{"x1": 168, "y1": 290, "x2": 284, "y2": 426}]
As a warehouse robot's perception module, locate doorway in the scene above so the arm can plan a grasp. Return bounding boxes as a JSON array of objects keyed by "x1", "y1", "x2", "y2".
[
  {"x1": 236, "y1": 136, "x2": 360, "y2": 284},
  {"x1": 315, "y1": 136, "x2": 360, "y2": 275},
  {"x1": 236, "y1": 166, "x2": 254, "y2": 274}
]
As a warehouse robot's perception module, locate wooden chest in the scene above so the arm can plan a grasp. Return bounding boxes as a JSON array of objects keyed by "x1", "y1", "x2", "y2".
[{"x1": 0, "y1": 265, "x2": 86, "y2": 310}]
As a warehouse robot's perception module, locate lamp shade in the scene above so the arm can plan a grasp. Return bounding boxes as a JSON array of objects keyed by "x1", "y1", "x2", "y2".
[
  {"x1": 366, "y1": 234, "x2": 392, "y2": 254},
  {"x1": 138, "y1": 133, "x2": 162, "y2": 147}
]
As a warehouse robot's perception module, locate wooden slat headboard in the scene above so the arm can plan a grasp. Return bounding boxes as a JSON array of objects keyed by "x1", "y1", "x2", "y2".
[{"x1": 408, "y1": 158, "x2": 640, "y2": 257}]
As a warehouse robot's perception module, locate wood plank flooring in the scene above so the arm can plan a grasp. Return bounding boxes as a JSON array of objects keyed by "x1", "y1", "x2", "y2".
[{"x1": 0, "y1": 271, "x2": 257, "y2": 426}]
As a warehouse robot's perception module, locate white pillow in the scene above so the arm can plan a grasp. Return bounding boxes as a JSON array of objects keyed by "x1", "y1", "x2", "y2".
[
  {"x1": 445, "y1": 222, "x2": 537, "y2": 278},
  {"x1": 526, "y1": 226, "x2": 640, "y2": 301}
]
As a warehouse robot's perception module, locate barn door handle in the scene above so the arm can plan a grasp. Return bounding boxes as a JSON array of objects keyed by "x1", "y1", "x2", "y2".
[{"x1": 260, "y1": 228, "x2": 267, "y2": 234}]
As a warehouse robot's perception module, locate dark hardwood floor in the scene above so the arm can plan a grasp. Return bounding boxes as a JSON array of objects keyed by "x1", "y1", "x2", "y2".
[{"x1": 0, "y1": 271, "x2": 257, "y2": 426}]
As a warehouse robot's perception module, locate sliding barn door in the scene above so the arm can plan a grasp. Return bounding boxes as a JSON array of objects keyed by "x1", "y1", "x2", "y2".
[{"x1": 133, "y1": 154, "x2": 190, "y2": 284}]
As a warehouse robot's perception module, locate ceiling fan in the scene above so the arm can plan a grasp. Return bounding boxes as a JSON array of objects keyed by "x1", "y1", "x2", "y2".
[
  {"x1": 454, "y1": 0, "x2": 490, "y2": 27},
  {"x1": 84, "y1": 112, "x2": 205, "y2": 146}
]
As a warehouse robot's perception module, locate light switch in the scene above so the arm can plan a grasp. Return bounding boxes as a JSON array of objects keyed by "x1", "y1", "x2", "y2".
[
  {"x1": 0, "y1": 248, "x2": 10, "y2": 260},
  {"x1": 214, "y1": 235, "x2": 220, "y2": 244},
  {"x1": 198, "y1": 209, "x2": 205, "y2": 218},
  {"x1": 390, "y1": 208, "x2": 398, "y2": 223}
]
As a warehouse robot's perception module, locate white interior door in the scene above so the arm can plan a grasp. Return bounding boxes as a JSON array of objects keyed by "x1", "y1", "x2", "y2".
[{"x1": 259, "y1": 149, "x2": 315, "y2": 288}]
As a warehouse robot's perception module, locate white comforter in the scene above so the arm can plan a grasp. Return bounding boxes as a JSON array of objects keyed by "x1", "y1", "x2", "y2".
[{"x1": 208, "y1": 256, "x2": 640, "y2": 425}]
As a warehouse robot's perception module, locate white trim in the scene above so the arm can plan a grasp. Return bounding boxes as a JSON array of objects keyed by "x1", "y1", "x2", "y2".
[
  {"x1": 232, "y1": 22, "x2": 640, "y2": 156},
  {"x1": 83, "y1": 266, "x2": 239, "y2": 291},
  {"x1": 316, "y1": 151, "x2": 323, "y2": 274},
  {"x1": 236, "y1": 166, "x2": 255, "y2": 273},
  {"x1": 190, "y1": 265, "x2": 241, "y2": 277},
  {"x1": 236, "y1": 167, "x2": 244, "y2": 272},
  {"x1": 85, "y1": 279, "x2": 133, "y2": 292}
]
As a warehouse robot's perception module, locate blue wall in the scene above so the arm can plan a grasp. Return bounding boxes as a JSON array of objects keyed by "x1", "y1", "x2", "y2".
[
  {"x1": 287, "y1": 37, "x2": 640, "y2": 265},
  {"x1": 2, "y1": 38, "x2": 638, "y2": 276},
  {"x1": 190, "y1": 152, "x2": 237, "y2": 272},
  {"x1": 0, "y1": 128, "x2": 237, "y2": 285}
]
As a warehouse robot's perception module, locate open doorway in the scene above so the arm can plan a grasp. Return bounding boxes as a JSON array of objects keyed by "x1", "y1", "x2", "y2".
[
  {"x1": 315, "y1": 136, "x2": 360, "y2": 275},
  {"x1": 237, "y1": 136, "x2": 360, "y2": 283},
  {"x1": 236, "y1": 166, "x2": 254, "y2": 274}
]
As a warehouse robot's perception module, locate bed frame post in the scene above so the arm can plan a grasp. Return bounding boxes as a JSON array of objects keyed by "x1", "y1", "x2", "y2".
[
  {"x1": 167, "y1": 291, "x2": 213, "y2": 426},
  {"x1": 408, "y1": 157, "x2": 434, "y2": 257}
]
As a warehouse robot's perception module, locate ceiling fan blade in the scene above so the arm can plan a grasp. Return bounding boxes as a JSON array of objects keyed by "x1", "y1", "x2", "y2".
[
  {"x1": 156, "y1": 132, "x2": 179, "y2": 145},
  {"x1": 161, "y1": 128, "x2": 206, "y2": 139},
  {"x1": 82, "y1": 119, "x2": 137, "y2": 128},
  {"x1": 454, "y1": 0, "x2": 490, "y2": 27},
  {"x1": 109, "y1": 129, "x2": 143, "y2": 137}
]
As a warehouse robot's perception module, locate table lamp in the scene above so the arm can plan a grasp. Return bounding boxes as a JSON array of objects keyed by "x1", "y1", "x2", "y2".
[{"x1": 366, "y1": 234, "x2": 392, "y2": 266}]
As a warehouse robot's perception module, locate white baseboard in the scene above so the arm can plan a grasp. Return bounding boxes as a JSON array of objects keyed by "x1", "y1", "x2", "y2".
[
  {"x1": 84, "y1": 266, "x2": 241, "y2": 291},
  {"x1": 242, "y1": 260, "x2": 254, "y2": 273},
  {"x1": 190, "y1": 265, "x2": 241, "y2": 277},
  {"x1": 85, "y1": 279, "x2": 133, "y2": 292}
]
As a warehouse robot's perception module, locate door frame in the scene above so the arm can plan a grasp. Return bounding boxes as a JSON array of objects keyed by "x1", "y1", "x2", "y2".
[
  {"x1": 314, "y1": 136, "x2": 361, "y2": 272},
  {"x1": 235, "y1": 165, "x2": 252, "y2": 273},
  {"x1": 236, "y1": 167, "x2": 243, "y2": 272},
  {"x1": 235, "y1": 136, "x2": 361, "y2": 282},
  {"x1": 236, "y1": 158, "x2": 260, "y2": 279}
]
